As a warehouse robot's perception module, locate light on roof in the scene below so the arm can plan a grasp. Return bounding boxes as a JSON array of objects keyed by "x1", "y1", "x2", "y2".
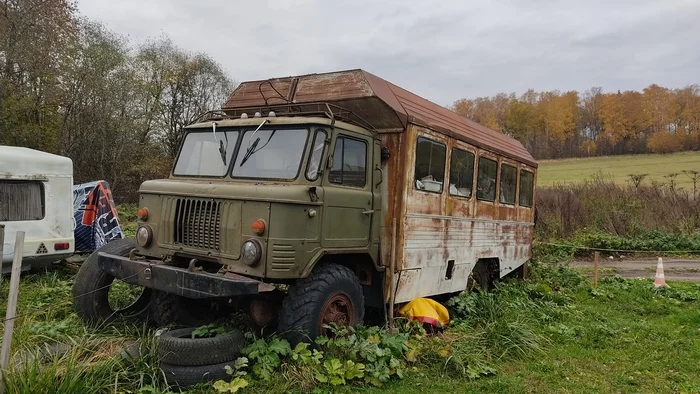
[
  {"x1": 268, "y1": 111, "x2": 276, "y2": 117},
  {"x1": 254, "y1": 112, "x2": 262, "y2": 118},
  {"x1": 240, "y1": 113, "x2": 248, "y2": 119}
]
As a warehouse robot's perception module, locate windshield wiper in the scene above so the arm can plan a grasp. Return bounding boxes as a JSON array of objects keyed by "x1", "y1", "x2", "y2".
[
  {"x1": 239, "y1": 119, "x2": 273, "y2": 167},
  {"x1": 211, "y1": 121, "x2": 230, "y2": 166}
]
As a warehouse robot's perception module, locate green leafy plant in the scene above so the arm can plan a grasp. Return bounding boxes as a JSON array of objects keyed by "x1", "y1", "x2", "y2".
[
  {"x1": 242, "y1": 337, "x2": 291, "y2": 381},
  {"x1": 191, "y1": 324, "x2": 227, "y2": 339},
  {"x1": 213, "y1": 357, "x2": 249, "y2": 393}
]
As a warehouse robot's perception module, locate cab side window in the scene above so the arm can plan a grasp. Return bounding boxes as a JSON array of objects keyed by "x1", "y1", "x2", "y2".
[
  {"x1": 414, "y1": 136, "x2": 446, "y2": 193},
  {"x1": 499, "y1": 164, "x2": 517, "y2": 205},
  {"x1": 329, "y1": 137, "x2": 367, "y2": 187},
  {"x1": 476, "y1": 156, "x2": 498, "y2": 201},
  {"x1": 519, "y1": 170, "x2": 534, "y2": 207}
]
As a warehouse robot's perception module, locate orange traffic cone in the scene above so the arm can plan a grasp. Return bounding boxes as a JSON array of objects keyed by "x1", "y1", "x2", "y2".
[{"x1": 654, "y1": 257, "x2": 668, "y2": 288}]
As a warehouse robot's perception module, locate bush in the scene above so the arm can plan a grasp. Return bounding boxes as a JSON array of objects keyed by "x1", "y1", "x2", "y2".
[
  {"x1": 647, "y1": 131, "x2": 685, "y2": 154},
  {"x1": 536, "y1": 176, "x2": 700, "y2": 239}
]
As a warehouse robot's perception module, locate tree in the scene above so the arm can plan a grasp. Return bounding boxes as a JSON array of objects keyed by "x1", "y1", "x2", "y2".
[
  {"x1": 0, "y1": 0, "x2": 78, "y2": 149},
  {"x1": 135, "y1": 37, "x2": 234, "y2": 158}
]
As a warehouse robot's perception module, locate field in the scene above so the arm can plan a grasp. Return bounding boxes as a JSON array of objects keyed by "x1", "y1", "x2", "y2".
[{"x1": 537, "y1": 151, "x2": 700, "y2": 190}]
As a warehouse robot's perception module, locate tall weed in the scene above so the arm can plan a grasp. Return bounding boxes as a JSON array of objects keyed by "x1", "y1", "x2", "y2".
[{"x1": 536, "y1": 175, "x2": 700, "y2": 239}]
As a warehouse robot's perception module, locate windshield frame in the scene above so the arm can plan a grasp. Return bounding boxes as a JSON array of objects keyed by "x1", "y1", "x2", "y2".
[
  {"x1": 230, "y1": 126, "x2": 311, "y2": 181},
  {"x1": 171, "y1": 128, "x2": 242, "y2": 179},
  {"x1": 173, "y1": 126, "x2": 313, "y2": 182}
]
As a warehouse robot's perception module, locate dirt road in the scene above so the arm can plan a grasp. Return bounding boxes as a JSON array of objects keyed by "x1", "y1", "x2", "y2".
[{"x1": 573, "y1": 258, "x2": 700, "y2": 282}]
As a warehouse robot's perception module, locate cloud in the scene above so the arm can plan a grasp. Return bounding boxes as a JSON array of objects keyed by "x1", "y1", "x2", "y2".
[{"x1": 78, "y1": 0, "x2": 700, "y2": 105}]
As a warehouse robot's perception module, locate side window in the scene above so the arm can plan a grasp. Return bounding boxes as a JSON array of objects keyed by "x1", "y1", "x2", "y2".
[
  {"x1": 449, "y1": 148, "x2": 474, "y2": 198},
  {"x1": 329, "y1": 137, "x2": 367, "y2": 187},
  {"x1": 476, "y1": 156, "x2": 498, "y2": 202},
  {"x1": 306, "y1": 129, "x2": 327, "y2": 181},
  {"x1": 499, "y1": 164, "x2": 517, "y2": 205},
  {"x1": 519, "y1": 170, "x2": 535, "y2": 207},
  {"x1": 414, "y1": 136, "x2": 446, "y2": 193}
]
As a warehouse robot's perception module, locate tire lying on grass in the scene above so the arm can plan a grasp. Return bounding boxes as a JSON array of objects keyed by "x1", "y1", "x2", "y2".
[
  {"x1": 160, "y1": 360, "x2": 234, "y2": 389},
  {"x1": 157, "y1": 327, "x2": 245, "y2": 366},
  {"x1": 72, "y1": 238, "x2": 151, "y2": 326}
]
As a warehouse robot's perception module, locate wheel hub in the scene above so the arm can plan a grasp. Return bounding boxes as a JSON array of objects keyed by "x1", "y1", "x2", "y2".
[{"x1": 318, "y1": 293, "x2": 354, "y2": 334}]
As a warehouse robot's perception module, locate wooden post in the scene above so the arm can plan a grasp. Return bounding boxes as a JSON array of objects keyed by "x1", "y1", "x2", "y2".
[
  {"x1": 0, "y1": 225, "x2": 4, "y2": 283},
  {"x1": 388, "y1": 217, "x2": 397, "y2": 329},
  {"x1": 0, "y1": 231, "x2": 24, "y2": 380},
  {"x1": 593, "y1": 251, "x2": 600, "y2": 287}
]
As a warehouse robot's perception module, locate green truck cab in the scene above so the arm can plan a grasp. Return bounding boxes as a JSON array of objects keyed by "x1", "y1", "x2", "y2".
[{"x1": 73, "y1": 70, "x2": 537, "y2": 342}]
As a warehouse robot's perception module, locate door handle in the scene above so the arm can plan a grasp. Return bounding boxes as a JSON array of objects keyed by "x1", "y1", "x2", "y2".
[{"x1": 362, "y1": 210, "x2": 375, "y2": 215}]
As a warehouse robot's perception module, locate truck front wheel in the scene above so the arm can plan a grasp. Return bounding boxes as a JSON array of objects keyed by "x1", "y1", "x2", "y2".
[
  {"x1": 73, "y1": 238, "x2": 151, "y2": 326},
  {"x1": 278, "y1": 263, "x2": 364, "y2": 344}
]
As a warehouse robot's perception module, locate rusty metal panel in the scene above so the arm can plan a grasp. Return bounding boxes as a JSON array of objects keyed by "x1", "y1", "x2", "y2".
[
  {"x1": 395, "y1": 213, "x2": 532, "y2": 303},
  {"x1": 221, "y1": 69, "x2": 536, "y2": 167},
  {"x1": 293, "y1": 72, "x2": 374, "y2": 102},
  {"x1": 224, "y1": 78, "x2": 294, "y2": 108}
]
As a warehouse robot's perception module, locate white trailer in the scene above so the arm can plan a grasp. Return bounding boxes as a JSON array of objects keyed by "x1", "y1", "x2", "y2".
[{"x1": 1, "y1": 146, "x2": 75, "y2": 272}]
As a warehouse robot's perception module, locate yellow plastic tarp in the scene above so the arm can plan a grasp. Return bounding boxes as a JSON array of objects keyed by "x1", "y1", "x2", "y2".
[{"x1": 399, "y1": 298, "x2": 450, "y2": 328}]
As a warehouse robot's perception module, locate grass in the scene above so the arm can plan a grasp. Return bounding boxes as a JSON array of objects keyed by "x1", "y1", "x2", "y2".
[
  {"x1": 537, "y1": 151, "x2": 700, "y2": 190},
  {"x1": 1, "y1": 253, "x2": 700, "y2": 393},
  {"x1": 386, "y1": 279, "x2": 700, "y2": 393},
  {"x1": 117, "y1": 203, "x2": 138, "y2": 237}
]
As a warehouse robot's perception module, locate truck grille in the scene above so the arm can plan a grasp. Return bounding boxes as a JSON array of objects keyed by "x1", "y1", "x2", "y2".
[
  {"x1": 173, "y1": 198, "x2": 221, "y2": 250},
  {"x1": 0, "y1": 180, "x2": 45, "y2": 221}
]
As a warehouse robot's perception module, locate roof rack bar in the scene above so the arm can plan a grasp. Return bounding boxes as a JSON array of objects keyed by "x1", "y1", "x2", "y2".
[{"x1": 195, "y1": 102, "x2": 378, "y2": 133}]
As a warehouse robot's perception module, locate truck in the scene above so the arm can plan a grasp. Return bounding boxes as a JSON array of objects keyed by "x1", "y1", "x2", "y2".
[
  {"x1": 73, "y1": 70, "x2": 537, "y2": 342},
  {"x1": 1, "y1": 146, "x2": 75, "y2": 272}
]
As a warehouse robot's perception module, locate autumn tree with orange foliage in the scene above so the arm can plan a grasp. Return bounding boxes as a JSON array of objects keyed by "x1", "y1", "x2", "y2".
[{"x1": 452, "y1": 84, "x2": 700, "y2": 159}]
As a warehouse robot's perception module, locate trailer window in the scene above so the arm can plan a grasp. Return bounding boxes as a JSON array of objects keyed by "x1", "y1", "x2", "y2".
[
  {"x1": 414, "y1": 137, "x2": 446, "y2": 193},
  {"x1": 449, "y1": 148, "x2": 474, "y2": 198},
  {"x1": 499, "y1": 164, "x2": 517, "y2": 205},
  {"x1": 519, "y1": 170, "x2": 534, "y2": 207},
  {"x1": 329, "y1": 137, "x2": 367, "y2": 187},
  {"x1": 476, "y1": 157, "x2": 498, "y2": 202},
  {"x1": 0, "y1": 180, "x2": 45, "y2": 221}
]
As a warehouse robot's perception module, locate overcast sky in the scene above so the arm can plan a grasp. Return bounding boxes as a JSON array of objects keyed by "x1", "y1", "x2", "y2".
[{"x1": 78, "y1": 0, "x2": 700, "y2": 106}]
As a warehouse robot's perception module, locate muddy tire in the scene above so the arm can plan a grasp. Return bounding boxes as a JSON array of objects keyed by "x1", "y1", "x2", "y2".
[
  {"x1": 278, "y1": 263, "x2": 364, "y2": 345},
  {"x1": 73, "y1": 238, "x2": 151, "y2": 326},
  {"x1": 468, "y1": 262, "x2": 490, "y2": 291},
  {"x1": 157, "y1": 327, "x2": 245, "y2": 366},
  {"x1": 161, "y1": 360, "x2": 234, "y2": 389}
]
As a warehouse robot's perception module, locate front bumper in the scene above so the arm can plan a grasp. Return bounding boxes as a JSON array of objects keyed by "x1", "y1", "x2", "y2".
[{"x1": 98, "y1": 252, "x2": 266, "y2": 299}]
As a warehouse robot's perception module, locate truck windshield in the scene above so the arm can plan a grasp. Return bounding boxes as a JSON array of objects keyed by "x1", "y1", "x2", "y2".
[
  {"x1": 173, "y1": 131, "x2": 238, "y2": 176},
  {"x1": 232, "y1": 128, "x2": 308, "y2": 179}
]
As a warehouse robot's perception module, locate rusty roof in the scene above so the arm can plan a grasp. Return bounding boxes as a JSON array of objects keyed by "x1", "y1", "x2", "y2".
[{"x1": 222, "y1": 69, "x2": 536, "y2": 167}]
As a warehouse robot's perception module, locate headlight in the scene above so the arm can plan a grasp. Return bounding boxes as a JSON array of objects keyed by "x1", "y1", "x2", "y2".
[
  {"x1": 241, "y1": 240, "x2": 262, "y2": 265},
  {"x1": 136, "y1": 226, "x2": 153, "y2": 247}
]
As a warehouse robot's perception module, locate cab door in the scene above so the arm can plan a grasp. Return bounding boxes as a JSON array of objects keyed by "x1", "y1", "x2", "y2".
[{"x1": 321, "y1": 132, "x2": 373, "y2": 249}]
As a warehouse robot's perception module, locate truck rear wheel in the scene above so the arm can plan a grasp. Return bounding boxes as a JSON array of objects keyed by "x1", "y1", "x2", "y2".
[
  {"x1": 73, "y1": 238, "x2": 151, "y2": 326},
  {"x1": 278, "y1": 263, "x2": 364, "y2": 344}
]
